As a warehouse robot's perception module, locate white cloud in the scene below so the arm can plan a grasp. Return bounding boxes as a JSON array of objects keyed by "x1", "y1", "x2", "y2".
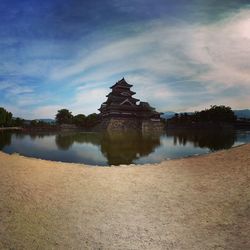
[
  {"x1": 2, "y1": 7, "x2": 250, "y2": 118},
  {"x1": 7, "y1": 85, "x2": 34, "y2": 95},
  {"x1": 48, "y1": 8, "x2": 250, "y2": 113},
  {"x1": 51, "y1": 9, "x2": 250, "y2": 88},
  {"x1": 0, "y1": 82, "x2": 11, "y2": 90},
  {"x1": 32, "y1": 105, "x2": 63, "y2": 119},
  {"x1": 70, "y1": 88, "x2": 109, "y2": 115},
  {"x1": 186, "y1": 10, "x2": 250, "y2": 90}
]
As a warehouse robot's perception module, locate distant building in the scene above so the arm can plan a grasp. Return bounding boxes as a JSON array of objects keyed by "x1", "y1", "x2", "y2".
[{"x1": 98, "y1": 78, "x2": 164, "y2": 132}]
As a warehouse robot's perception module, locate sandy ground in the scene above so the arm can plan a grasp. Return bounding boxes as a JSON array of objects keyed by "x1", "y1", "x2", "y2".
[{"x1": 0, "y1": 145, "x2": 250, "y2": 250}]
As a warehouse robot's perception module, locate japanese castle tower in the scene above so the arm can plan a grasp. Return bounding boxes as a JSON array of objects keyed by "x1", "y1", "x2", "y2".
[{"x1": 98, "y1": 78, "x2": 164, "y2": 132}]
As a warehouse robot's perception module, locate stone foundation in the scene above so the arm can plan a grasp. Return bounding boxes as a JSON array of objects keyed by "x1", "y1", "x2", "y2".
[
  {"x1": 96, "y1": 117, "x2": 165, "y2": 132},
  {"x1": 141, "y1": 120, "x2": 165, "y2": 133}
]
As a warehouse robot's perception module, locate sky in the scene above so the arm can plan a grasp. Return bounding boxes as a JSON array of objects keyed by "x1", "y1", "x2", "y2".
[{"x1": 0, "y1": 0, "x2": 250, "y2": 119}]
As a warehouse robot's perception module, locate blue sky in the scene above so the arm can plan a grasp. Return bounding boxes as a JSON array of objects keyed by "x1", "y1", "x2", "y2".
[{"x1": 0, "y1": 0, "x2": 250, "y2": 119}]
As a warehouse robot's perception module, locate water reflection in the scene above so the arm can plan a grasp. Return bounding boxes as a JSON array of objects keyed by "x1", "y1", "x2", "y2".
[
  {"x1": 100, "y1": 132, "x2": 161, "y2": 165},
  {"x1": 55, "y1": 132, "x2": 161, "y2": 165},
  {"x1": 0, "y1": 129, "x2": 249, "y2": 165},
  {"x1": 0, "y1": 131, "x2": 12, "y2": 150},
  {"x1": 166, "y1": 129, "x2": 236, "y2": 151},
  {"x1": 55, "y1": 132, "x2": 101, "y2": 150}
]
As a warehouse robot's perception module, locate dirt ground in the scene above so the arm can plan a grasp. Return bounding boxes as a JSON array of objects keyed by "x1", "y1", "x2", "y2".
[{"x1": 0, "y1": 144, "x2": 250, "y2": 250}]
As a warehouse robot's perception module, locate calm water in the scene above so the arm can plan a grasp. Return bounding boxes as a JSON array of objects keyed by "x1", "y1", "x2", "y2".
[{"x1": 1, "y1": 129, "x2": 250, "y2": 166}]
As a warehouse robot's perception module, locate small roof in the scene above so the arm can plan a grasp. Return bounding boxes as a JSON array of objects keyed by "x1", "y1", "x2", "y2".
[
  {"x1": 107, "y1": 95, "x2": 139, "y2": 103},
  {"x1": 110, "y1": 78, "x2": 133, "y2": 89},
  {"x1": 106, "y1": 89, "x2": 136, "y2": 97}
]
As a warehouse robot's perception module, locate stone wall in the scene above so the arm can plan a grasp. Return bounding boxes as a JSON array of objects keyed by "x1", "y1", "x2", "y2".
[
  {"x1": 96, "y1": 117, "x2": 165, "y2": 132},
  {"x1": 141, "y1": 120, "x2": 165, "y2": 133},
  {"x1": 107, "y1": 118, "x2": 140, "y2": 132}
]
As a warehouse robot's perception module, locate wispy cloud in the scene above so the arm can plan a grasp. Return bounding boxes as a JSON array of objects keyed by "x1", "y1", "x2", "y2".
[
  {"x1": 32, "y1": 105, "x2": 63, "y2": 119},
  {"x1": 71, "y1": 88, "x2": 109, "y2": 115},
  {"x1": 0, "y1": 1, "x2": 249, "y2": 118},
  {"x1": 47, "y1": 8, "x2": 250, "y2": 113}
]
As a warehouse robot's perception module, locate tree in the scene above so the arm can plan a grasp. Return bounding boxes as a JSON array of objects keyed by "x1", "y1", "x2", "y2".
[
  {"x1": 55, "y1": 109, "x2": 73, "y2": 124},
  {"x1": 73, "y1": 114, "x2": 86, "y2": 127},
  {"x1": 85, "y1": 113, "x2": 99, "y2": 128},
  {"x1": 13, "y1": 117, "x2": 25, "y2": 127},
  {"x1": 0, "y1": 107, "x2": 13, "y2": 127},
  {"x1": 30, "y1": 120, "x2": 38, "y2": 127},
  {"x1": 167, "y1": 105, "x2": 236, "y2": 126},
  {"x1": 208, "y1": 105, "x2": 236, "y2": 122}
]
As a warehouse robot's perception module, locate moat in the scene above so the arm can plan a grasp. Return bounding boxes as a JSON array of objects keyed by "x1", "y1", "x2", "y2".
[{"x1": 1, "y1": 129, "x2": 250, "y2": 166}]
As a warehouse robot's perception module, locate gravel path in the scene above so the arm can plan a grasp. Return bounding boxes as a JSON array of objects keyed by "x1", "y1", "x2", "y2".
[{"x1": 0, "y1": 145, "x2": 250, "y2": 249}]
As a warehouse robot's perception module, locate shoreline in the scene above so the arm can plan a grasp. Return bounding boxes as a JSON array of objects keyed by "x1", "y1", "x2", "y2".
[
  {"x1": 0, "y1": 142, "x2": 248, "y2": 167},
  {"x1": 0, "y1": 127, "x2": 22, "y2": 131},
  {"x1": 0, "y1": 144, "x2": 250, "y2": 249}
]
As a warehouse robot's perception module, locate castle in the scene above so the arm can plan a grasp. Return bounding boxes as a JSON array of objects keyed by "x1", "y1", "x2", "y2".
[{"x1": 97, "y1": 78, "x2": 164, "y2": 132}]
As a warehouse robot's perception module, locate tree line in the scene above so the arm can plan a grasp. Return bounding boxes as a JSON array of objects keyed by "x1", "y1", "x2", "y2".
[
  {"x1": 55, "y1": 109, "x2": 99, "y2": 128},
  {"x1": 0, "y1": 107, "x2": 100, "y2": 129},
  {"x1": 0, "y1": 107, "x2": 25, "y2": 127},
  {"x1": 1, "y1": 105, "x2": 237, "y2": 129},
  {"x1": 167, "y1": 105, "x2": 236, "y2": 126}
]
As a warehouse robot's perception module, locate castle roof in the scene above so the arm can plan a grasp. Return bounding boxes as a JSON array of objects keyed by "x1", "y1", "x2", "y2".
[
  {"x1": 107, "y1": 95, "x2": 140, "y2": 104},
  {"x1": 110, "y1": 78, "x2": 132, "y2": 89},
  {"x1": 106, "y1": 89, "x2": 135, "y2": 97},
  {"x1": 98, "y1": 78, "x2": 161, "y2": 119}
]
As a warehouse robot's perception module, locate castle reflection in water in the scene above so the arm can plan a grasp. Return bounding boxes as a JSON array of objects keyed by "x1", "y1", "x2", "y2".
[{"x1": 55, "y1": 132, "x2": 161, "y2": 165}]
